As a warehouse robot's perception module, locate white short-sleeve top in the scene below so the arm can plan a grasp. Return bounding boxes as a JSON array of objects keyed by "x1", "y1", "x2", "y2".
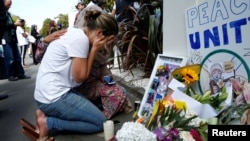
[{"x1": 34, "y1": 27, "x2": 89, "y2": 104}]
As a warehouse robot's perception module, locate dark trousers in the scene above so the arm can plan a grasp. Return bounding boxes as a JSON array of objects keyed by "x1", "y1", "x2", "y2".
[
  {"x1": 3, "y1": 42, "x2": 25, "y2": 78},
  {"x1": 31, "y1": 43, "x2": 38, "y2": 64},
  {"x1": 19, "y1": 44, "x2": 28, "y2": 66},
  {"x1": 0, "y1": 57, "x2": 6, "y2": 79}
]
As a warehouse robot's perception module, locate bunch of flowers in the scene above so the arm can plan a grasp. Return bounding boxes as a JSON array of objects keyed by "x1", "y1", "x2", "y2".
[
  {"x1": 117, "y1": 99, "x2": 208, "y2": 141},
  {"x1": 218, "y1": 81, "x2": 250, "y2": 125},
  {"x1": 145, "y1": 100, "x2": 208, "y2": 141},
  {"x1": 172, "y1": 64, "x2": 228, "y2": 111},
  {"x1": 173, "y1": 64, "x2": 250, "y2": 125},
  {"x1": 116, "y1": 64, "x2": 250, "y2": 141}
]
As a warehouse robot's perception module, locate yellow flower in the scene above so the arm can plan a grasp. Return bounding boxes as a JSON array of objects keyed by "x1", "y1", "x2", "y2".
[
  {"x1": 172, "y1": 64, "x2": 200, "y2": 82},
  {"x1": 181, "y1": 68, "x2": 199, "y2": 85}
]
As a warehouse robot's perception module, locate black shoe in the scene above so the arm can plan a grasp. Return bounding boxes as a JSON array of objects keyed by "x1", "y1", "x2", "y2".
[
  {"x1": 0, "y1": 76, "x2": 7, "y2": 80},
  {"x1": 18, "y1": 75, "x2": 31, "y2": 80},
  {"x1": 0, "y1": 94, "x2": 8, "y2": 100},
  {"x1": 8, "y1": 76, "x2": 18, "y2": 81}
]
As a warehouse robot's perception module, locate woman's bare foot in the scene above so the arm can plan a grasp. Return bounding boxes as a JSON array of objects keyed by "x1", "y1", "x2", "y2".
[
  {"x1": 36, "y1": 110, "x2": 49, "y2": 139},
  {"x1": 36, "y1": 109, "x2": 46, "y2": 118},
  {"x1": 34, "y1": 109, "x2": 46, "y2": 133}
]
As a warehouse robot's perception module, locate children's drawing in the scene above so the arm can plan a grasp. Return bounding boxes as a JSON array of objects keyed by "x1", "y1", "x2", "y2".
[{"x1": 208, "y1": 62, "x2": 235, "y2": 95}]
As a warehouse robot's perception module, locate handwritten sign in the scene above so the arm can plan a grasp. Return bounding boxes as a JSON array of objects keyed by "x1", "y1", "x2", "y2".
[{"x1": 185, "y1": 0, "x2": 250, "y2": 92}]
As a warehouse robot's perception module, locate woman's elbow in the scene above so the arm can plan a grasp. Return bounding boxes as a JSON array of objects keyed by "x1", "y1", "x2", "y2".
[{"x1": 74, "y1": 75, "x2": 88, "y2": 83}]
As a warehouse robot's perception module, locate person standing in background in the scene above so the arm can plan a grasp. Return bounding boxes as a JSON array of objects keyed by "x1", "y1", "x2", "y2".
[
  {"x1": 30, "y1": 24, "x2": 41, "y2": 65},
  {"x1": 57, "y1": 23, "x2": 62, "y2": 30},
  {"x1": 74, "y1": 2, "x2": 86, "y2": 25},
  {"x1": 16, "y1": 19, "x2": 29, "y2": 68},
  {"x1": 48, "y1": 20, "x2": 57, "y2": 35},
  {"x1": 0, "y1": 0, "x2": 30, "y2": 81},
  {"x1": 114, "y1": 0, "x2": 135, "y2": 22}
]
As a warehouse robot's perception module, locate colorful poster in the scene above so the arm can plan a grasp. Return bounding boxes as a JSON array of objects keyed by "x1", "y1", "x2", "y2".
[
  {"x1": 185, "y1": 0, "x2": 250, "y2": 93},
  {"x1": 138, "y1": 54, "x2": 187, "y2": 118}
]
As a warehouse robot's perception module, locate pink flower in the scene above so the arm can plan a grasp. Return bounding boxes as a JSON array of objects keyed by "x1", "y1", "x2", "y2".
[{"x1": 190, "y1": 129, "x2": 203, "y2": 141}]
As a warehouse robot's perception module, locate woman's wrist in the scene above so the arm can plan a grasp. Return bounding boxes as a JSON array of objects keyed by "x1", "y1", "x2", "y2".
[
  {"x1": 89, "y1": 47, "x2": 99, "y2": 54},
  {"x1": 42, "y1": 37, "x2": 50, "y2": 44}
]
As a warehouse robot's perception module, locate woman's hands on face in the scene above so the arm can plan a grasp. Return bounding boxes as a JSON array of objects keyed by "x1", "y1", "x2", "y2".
[
  {"x1": 43, "y1": 29, "x2": 67, "y2": 43},
  {"x1": 92, "y1": 34, "x2": 115, "y2": 52}
]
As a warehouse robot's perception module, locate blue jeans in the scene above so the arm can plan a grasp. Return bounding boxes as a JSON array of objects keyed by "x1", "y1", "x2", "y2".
[
  {"x1": 3, "y1": 42, "x2": 24, "y2": 77},
  {"x1": 36, "y1": 90, "x2": 106, "y2": 134}
]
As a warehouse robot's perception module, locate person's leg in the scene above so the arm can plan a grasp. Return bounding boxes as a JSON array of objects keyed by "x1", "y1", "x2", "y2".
[
  {"x1": 32, "y1": 43, "x2": 38, "y2": 64},
  {"x1": 11, "y1": 42, "x2": 27, "y2": 78},
  {"x1": 27, "y1": 44, "x2": 32, "y2": 58},
  {"x1": 19, "y1": 45, "x2": 25, "y2": 66},
  {"x1": 3, "y1": 43, "x2": 17, "y2": 81},
  {"x1": 22, "y1": 45, "x2": 28, "y2": 66},
  {"x1": 36, "y1": 90, "x2": 106, "y2": 134},
  {"x1": 0, "y1": 57, "x2": 7, "y2": 79}
]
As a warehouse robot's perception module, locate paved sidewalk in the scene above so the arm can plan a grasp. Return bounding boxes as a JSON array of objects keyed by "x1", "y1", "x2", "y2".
[{"x1": 0, "y1": 55, "x2": 147, "y2": 141}]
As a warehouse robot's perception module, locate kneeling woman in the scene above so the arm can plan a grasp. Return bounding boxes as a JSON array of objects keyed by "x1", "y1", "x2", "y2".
[{"x1": 34, "y1": 10, "x2": 118, "y2": 140}]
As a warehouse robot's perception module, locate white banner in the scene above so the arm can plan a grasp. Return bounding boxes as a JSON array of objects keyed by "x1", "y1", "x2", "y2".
[{"x1": 185, "y1": 0, "x2": 250, "y2": 93}]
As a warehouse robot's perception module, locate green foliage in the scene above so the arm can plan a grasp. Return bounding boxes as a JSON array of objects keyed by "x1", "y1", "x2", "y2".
[
  {"x1": 115, "y1": 0, "x2": 163, "y2": 76},
  {"x1": 10, "y1": 14, "x2": 20, "y2": 23},
  {"x1": 40, "y1": 18, "x2": 51, "y2": 37},
  {"x1": 218, "y1": 103, "x2": 250, "y2": 125},
  {"x1": 39, "y1": 14, "x2": 68, "y2": 37},
  {"x1": 56, "y1": 14, "x2": 69, "y2": 29},
  {"x1": 103, "y1": 0, "x2": 115, "y2": 12},
  {"x1": 145, "y1": 102, "x2": 198, "y2": 131}
]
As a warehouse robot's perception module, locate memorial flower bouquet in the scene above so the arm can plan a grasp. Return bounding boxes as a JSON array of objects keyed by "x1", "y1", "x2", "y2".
[
  {"x1": 145, "y1": 100, "x2": 208, "y2": 141},
  {"x1": 218, "y1": 82, "x2": 250, "y2": 125},
  {"x1": 172, "y1": 64, "x2": 250, "y2": 125},
  {"x1": 172, "y1": 64, "x2": 228, "y2": 111},
  {"x1": 116, "y1": 64, "x2": 250, "y2": 141},
  {"x1": 117, "y1": 99, "x2": 208, "y2": 141}
]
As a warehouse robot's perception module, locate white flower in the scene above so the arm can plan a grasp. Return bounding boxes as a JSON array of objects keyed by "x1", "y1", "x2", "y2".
[
  {"x1": 179, "y1": 131, "x2": 195, "y2": 141},
  {"x1": 180, "y1": 110, "x2": 206, "y2": 127},
  {"x1": 115, "y1": 122, "x2": 157, "y2": 141}
]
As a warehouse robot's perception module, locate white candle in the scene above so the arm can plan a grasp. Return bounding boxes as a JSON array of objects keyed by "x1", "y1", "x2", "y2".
[{"x1": 103, "y1": 120, "x2": 114, "y2": 141}]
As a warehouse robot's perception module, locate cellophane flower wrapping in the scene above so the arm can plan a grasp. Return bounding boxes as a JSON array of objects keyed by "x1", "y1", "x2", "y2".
[{"x1": 115, "y1": 122, "x2": 157, "y2": 141}]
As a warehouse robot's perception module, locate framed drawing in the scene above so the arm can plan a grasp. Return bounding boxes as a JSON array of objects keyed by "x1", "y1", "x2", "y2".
[{"x1": 138, "y1": 54, "x2": 187, "y2": 118}]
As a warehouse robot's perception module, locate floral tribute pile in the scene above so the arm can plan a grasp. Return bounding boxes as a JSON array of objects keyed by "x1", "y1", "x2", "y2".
[{"x1": 115, "y1": 64, "x2": 250, "y2": 141}]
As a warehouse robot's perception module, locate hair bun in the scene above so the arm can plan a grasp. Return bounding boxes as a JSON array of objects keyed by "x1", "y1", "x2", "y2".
[{"x1": 85, "y1": 10, "x2": 101, "y2": 21}]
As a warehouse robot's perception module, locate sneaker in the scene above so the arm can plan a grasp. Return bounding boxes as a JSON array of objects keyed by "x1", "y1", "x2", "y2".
[
  {"x1": 18, "y1": 75, "x2": 31, "y2": 80},
  {"x1": 0, "y1": 94, "x2": 8, "y2": 100},
  {"x1": 8, "y1": 76, "x2": 18, "y2": 81}
]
